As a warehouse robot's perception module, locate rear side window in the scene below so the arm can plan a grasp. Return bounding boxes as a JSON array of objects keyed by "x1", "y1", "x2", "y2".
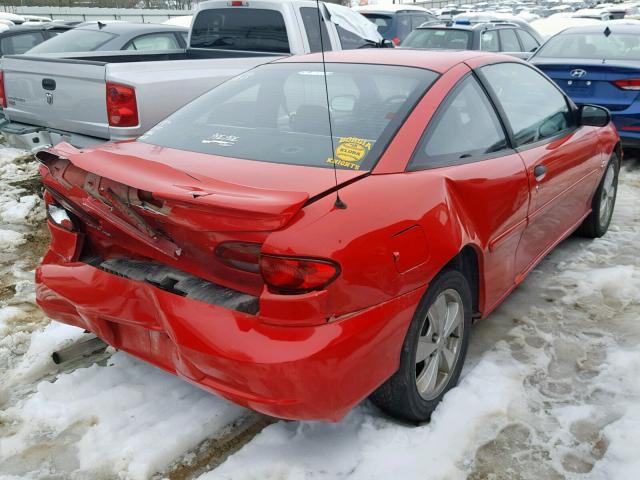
[
  {"x1": 300, "y1": 7, "x2": 332, "y2": 53},
  {"x1": 411, "y1": 14, "x2": 431, "y2": 29},
  {"x1": 1, "y1": 32, "x2": 45, "y2": 54},
  {"x1": 401, "y1": 29, "x2": 471, "y2": 49},
  {"x1": 410, "y1": 76, "x2": 507, "y2": 169},
  {"x1": 191, "y1": 8, "x2": 289, "y2": 53},
  {"x1": 499, "y1": 29, "x2": 520, "y2": 52},
  {"x1": 361, "y1": 14, "x2": 393, "y2": 36},
  {"x1": 517, "y1": 30, "x2": 539, "y2": 52},
  {"x1": 480, "y1": 30, "x2": 499, "y2": 52},
  {"x1": 396, "y1": 15, "x2": 413, "y2": 40},
  {"x1": 27, "y1": 29, "x2": 116, "y2": 53},
  {"x1": 125, "y1": 32, "x2": 181, "y2": 51},
  {"x1": 139, "y1": 63, "x2": 438, "y2": 172},
  {"x1": 481, "y1": 63, "x2": 574, "y2": 147}
]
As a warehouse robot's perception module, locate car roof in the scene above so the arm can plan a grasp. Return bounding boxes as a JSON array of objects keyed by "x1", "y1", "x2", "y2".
[
  {"x1": 6, "y1": 23, "x2": 71, "y2": 32},
  {"x1": 558, "y1": 23, "x2": 640, "y2": 34},
  {"x1": 276, "y1": 49, "x2": 514, "y2": 73},
  {"x1": 73, "y1": 22, "x2": 188, "y2": 34}
]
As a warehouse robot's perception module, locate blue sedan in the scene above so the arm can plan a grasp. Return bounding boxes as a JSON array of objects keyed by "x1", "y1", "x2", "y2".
[{"x1": 530, "y1": 24, "x2": 640, "y2": 149}]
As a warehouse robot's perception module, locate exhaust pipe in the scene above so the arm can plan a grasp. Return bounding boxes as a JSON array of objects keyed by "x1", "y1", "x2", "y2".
[{"x1": 52, "y1": 335, "x2": 108, "y2": 365}]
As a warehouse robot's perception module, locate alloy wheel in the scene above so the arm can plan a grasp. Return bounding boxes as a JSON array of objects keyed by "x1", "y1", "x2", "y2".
[{"x1": 415, "y1": 289, "x2": 464, "y2": 400}]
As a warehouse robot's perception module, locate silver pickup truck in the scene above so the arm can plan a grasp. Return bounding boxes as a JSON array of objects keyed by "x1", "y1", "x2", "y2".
[{"x1": 0, "y1": 0, "x2": 382, "y2": 152}]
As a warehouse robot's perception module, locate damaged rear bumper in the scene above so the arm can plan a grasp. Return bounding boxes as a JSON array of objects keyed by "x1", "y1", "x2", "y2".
[{"x1": 36, "y1": 240, "x2": 423, "y2": 421}]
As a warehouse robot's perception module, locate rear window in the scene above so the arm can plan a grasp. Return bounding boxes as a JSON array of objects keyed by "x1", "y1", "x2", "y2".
[
  {"x1": 190, "y1": 8, "x2": 289, "y2": 53},
  {"x1": 362, "y1": 13, "x2": 393, "y2": 35},
  {"x1": 27, "y1": 29, "x2": 115, "y2": 53},
  {"x1": 139, "y1": 63, "x2": 438, "y2": 171},
  {"x1": 536, "y1": 32, "x2": 640, "y2": 60},
  {"x1": 401, "y1": 28, "x2": 471, "y2": 49}
]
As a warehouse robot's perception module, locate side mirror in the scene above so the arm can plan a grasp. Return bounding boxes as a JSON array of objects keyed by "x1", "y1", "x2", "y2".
[
  {"x1": 578, "y1": 104, "x2": 611, "y2": 127},
  {"x1": 330, "y1": 95, "x2": 356, "y2": 113}
]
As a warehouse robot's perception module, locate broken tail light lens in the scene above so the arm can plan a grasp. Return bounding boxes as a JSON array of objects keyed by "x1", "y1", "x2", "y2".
[
  {"x1": 47, "y1": 204, "x2": 75, "y2": 231},
  {"x1": 0, "y1": 71, "x2": 6, "y2": 108},
  {"x1": 215, "y1": 241, "x2": 261, "y2": 273},
  {"x1": 612, "y1": 79, "x2": 640, "y2": 90},
  {"x1": 260, "y1": 255, "x2": 340, "y2": 294},
  {"x1": 106, "y1": 82, "x2": 139, "y2": 127}
]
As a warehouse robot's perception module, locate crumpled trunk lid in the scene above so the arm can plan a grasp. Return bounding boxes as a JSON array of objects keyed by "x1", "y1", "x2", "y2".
[{"x1": 38, "y1": 142, "x2": 365, "y2": 296}]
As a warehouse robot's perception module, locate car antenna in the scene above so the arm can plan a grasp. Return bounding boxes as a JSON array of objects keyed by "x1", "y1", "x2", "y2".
[{"x1": 316, "y1": 0, "x2": 347, "y2": 209}]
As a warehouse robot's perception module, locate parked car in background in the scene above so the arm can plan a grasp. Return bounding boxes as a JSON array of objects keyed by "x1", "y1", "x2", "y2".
[
  {"x1": 35, "y1": 49, "x2": 620, "y2": 422},
  {"x1": 26, "y1": 22, "x2": 188, "y2": 54},
  {"x1": 355, "y1": 4, "x2": 439, "y2": 45},
  {"x1": 0, "y1": 23, "x2": 73, "y2": 55},
  {"x1": 530, "y1": 24, "x2": 640, "y2": 149},
  {"x1": 401, "y1": 20, "x2": 542, "y2": 59},
  {"x1": 0, "y1": 0, "x2": 383, "y2": 153}
]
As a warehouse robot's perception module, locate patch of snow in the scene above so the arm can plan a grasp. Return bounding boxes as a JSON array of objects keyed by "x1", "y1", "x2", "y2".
[{"x1": 1, "y1": 353, "x2": 246, "y2": 480}]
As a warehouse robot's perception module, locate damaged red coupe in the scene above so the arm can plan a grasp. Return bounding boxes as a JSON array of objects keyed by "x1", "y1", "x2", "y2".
[{"x1": 36, "y1": 50, "x2": 620, "y2": 422}]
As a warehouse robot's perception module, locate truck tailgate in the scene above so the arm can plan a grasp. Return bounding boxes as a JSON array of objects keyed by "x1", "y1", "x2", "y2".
[{"x1": 3, "y1": 56, "x2": 109, "y2": 140}]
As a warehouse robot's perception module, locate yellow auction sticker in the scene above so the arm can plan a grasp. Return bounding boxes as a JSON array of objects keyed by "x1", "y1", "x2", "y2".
[{"x1": 327, "y1": 137, "x2": 373, "y2": 170}]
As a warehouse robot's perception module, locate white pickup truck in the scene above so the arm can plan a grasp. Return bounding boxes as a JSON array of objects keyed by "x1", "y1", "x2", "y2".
[{"x1": 0, "y1": 0, "x2": 383, "y2": 152}]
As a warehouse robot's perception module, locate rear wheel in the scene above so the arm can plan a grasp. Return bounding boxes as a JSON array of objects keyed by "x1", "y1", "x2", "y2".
[
  {"x1": 578, "y1": 154, "x2": 620, "y2": 238},
  {"x1": 370, "y1": 269, "x2": 471, "y2": 423}
]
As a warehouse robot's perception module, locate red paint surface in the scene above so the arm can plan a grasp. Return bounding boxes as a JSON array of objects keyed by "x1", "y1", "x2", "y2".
[{"x1": 36, "y1": 51, "x2": 620, "y2": 421}]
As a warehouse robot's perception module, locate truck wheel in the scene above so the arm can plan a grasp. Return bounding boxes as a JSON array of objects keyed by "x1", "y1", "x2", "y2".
[
  {"x1": 578, "y1": 154, "x2": 620, "y2": 238},
  {"x1": 370, "y1": 269, "x2": 471, "y2": 423}
]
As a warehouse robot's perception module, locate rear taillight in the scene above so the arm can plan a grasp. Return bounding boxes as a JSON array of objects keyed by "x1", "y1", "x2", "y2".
[
  {"x1": 0, "y1": 71, "x2": 6, "y2": 108},
  {"x1": 612, "y1": 78, "x2": 640, "y2": 91},
  {"x1": 106, "y1": 82, "x2": 138, "y2": 127},
  {"x1": 229, "y1": 0, "x2": 247, "y2": 5},
  {"x1": 215, "y1": 241, "x2": 261, "y2": 273},
  {"x1": 260, "y1": 255, "x2": 340, "y2": 294},
  {"x1": 392, "y1": 37, "x2": 401, "y2": 46}
]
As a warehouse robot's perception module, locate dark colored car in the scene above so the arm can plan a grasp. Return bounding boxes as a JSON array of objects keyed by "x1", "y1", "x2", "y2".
[
  {"x1": 26, "y1": 22, "x2": 188, "y2": 54},
  {"x1": 0, "y1": 24, "x2": 74, "y2": 56},
  {"x1": 360, "y1": 9, "x2": 439, "y2": 45},
  {"x1": 530, "y1": 24, "x2": 640, "y2": 149},
  {"x1": 401, "y1": 20, "x2": 543, "y2": 59}
]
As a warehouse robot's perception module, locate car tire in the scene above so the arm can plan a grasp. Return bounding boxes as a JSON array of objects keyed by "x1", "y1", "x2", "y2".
[
  {"x1": 370, "y1": 269, "x2": 472, "y2": 423},
  {"x1": 577, "y1": 153, "x2": 620, "y2": 238}
]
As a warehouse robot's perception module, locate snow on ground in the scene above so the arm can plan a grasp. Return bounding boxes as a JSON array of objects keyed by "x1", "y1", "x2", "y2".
[{"x1": 0, "y1": 143, "x2": 638, "y2": 480}]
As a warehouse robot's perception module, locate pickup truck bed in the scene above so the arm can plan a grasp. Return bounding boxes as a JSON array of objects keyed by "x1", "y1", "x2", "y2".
[{"x1": 1, "y1": 49, "x2": 282, "y2": 151}]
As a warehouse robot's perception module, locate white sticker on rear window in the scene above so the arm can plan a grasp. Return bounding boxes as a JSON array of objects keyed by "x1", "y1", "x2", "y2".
[{"x1": 201, "y1": 133, "x2": 239, "y2": 147}]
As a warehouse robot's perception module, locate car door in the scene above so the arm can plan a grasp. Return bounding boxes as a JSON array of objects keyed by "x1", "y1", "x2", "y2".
[
  {"x1": 408, "y1": 74, "x2": 530, "y2": 312},
  {"x1": 478, "y1": 62, "x2": 604, "y2": 277}
]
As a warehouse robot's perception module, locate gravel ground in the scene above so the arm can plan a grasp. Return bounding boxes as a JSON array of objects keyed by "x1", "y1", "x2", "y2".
[{"x1": 0, "y1": 144, "x2": 638, "y2": 480}]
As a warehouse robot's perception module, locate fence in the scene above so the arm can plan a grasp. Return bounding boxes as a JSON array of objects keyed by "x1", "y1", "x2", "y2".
[{"x1": 0, "y1": 6, "x2": 192, "y2": 23}]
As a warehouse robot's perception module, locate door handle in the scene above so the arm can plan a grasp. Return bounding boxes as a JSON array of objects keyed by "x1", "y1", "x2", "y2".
[{"x1": 534, "y1": 165, "x2": 547, "y2": 182}]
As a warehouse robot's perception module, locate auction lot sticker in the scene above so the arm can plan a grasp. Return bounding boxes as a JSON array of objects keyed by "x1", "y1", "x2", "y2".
[{"x1": 327, "y1": 137, "x2": 373, "y2": 170}]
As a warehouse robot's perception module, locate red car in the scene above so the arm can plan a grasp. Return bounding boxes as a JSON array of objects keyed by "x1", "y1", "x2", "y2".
[{"x1": 36, "y1": 50, "x2": 620, "y2": 422}]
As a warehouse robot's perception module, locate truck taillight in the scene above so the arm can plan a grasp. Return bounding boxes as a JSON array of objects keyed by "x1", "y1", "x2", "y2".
[
  {"x1": 260, "y1": 255, "x2": 340, "y2": 294},
  {"x1": 612, "y1": 79, "x2": 640, "y2": 91},
  {"x1": 106, "y1": 82, "x2": 138, "y2": 127},
  {"x1": 0, "y1": 71, "x2": 6, "y2": 108},
  {"x1": 229, "y1": 0, "x2": 248, "y2": 5}
]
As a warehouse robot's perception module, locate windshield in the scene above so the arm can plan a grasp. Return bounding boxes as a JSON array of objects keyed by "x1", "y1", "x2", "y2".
[
  {"x1": 536, "y1": 31, "x2": 640, "y2": 60},
  {"x1": 190, "y1": 8, "x2": 289, "y2": 53},
  {"x1": 401, "y1": 28, "x2": 472, "y2": 49},
  {"x1": 362, "y1": 14, "x2": 394, "y2": 35},
  {"x1": 27, "y1": 29, "x2": 115, "y2": 53},
  {"x1": 139, "y1": 63, "x2": 438, "y2": 171}
]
